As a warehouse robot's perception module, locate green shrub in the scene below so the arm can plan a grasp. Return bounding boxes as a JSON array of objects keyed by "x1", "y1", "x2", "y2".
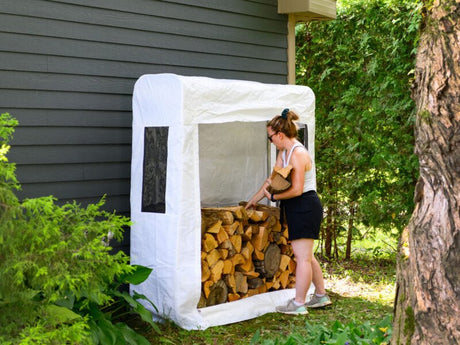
[
  {"x1": 251, "y1": 315, "x2": 392, "y2": 345},
  {"x1": 0, "y1": 113, "x2": 158, "y2": 344}
]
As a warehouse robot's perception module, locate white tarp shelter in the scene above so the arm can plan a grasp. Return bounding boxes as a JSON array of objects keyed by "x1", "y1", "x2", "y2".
[{"x1": 130, "y1": 73, "x2": 316, "y2": 330}]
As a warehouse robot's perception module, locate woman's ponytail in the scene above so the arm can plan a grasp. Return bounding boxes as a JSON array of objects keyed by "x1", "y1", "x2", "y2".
[{"x1": 268, "y1": 108, "x2": 299, "y2": 138}]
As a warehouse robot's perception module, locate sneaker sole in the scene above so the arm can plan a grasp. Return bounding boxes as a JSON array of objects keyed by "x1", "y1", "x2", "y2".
[
  {"x1": 306, "y1": 301, "x2": 332, "y2": 309},
  {"x1": 276, "y1": 309, "x2": 309, "y2": 315}
]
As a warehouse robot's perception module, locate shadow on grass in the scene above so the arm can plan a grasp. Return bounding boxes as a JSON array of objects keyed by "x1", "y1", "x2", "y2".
[{"x1": 320, "y1": 255, "x2": 397, "y2": 286}]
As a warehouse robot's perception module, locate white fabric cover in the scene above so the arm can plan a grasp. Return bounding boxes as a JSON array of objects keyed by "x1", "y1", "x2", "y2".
[{"x1": 130, "y1": 74, "x2": 316, "y2": 330}]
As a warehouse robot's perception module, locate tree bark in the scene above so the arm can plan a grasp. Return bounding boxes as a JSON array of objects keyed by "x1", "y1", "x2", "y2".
[
  {"x1": 392, "y1": 1, "x2": 460, "y2": 344},
  {"x1": 345, "y1": 204, "x2": 355, "y2": 260},
  {"x1": 324, "y1": 201, "x2": 333, "y2": 258}
]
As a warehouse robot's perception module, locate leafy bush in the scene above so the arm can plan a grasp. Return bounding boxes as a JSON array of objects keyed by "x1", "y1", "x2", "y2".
[
  {"x1": 251, "y1": 315, "x2": 392, "y2": 345},
  {"x1": 0, "y1": 113, "x2": 158, "y2": 344}
]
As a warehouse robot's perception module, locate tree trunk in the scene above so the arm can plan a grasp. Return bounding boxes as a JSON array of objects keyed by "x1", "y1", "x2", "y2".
[
  {"x1": 324, "y1": 202, "x2": 333, "y2": 258},
  {"x1": 392, "y1": 1, "x2": 460, "y2": 344},
  {"x1": 345, "y1": 204, "x2": 355, "y2": 260},
  {"x1": 332, "y1": 215, "x2": 339, "y2": 259}
]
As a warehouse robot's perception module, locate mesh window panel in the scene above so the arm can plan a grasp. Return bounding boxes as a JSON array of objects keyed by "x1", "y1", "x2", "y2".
[{"x1": 142, "y1": 127, "x2": 168, "y2": 213}]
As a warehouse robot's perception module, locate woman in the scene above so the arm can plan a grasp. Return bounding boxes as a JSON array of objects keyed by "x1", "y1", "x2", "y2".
[{"x1": 246, "y1": 108, "x2": 331, "y2": 315}]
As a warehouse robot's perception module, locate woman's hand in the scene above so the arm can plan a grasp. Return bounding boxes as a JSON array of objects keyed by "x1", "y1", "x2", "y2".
[
  {"x1": 245, "y1": 196, "x2": 258, "y2": 209},
  {"x1": 263, "y1": 187, "x2": 271, "y2": 200},
  {"x1": 246, "y1": 184, "x2": 270, "y2": 209},
  {"x1": 245, "y1": 191, "x2": 262, "y2": 209},
  {"x1": 245, "y1": 178, "x2": 272, "y2": 209}
]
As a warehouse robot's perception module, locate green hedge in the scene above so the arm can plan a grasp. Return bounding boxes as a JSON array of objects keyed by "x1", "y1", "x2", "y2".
[{"x1": 0, "y1": 113, "x2": 158, "y2": 344}]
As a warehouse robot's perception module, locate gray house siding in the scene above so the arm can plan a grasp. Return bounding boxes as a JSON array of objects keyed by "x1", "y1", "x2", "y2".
[{"x1": 0, "y1": 0, "x2": 288, "y2": 230}]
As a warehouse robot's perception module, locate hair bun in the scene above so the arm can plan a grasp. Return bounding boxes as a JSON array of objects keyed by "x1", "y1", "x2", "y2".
[{"x1": 281, "y1": 108, "x2": 289, "y2": 119}]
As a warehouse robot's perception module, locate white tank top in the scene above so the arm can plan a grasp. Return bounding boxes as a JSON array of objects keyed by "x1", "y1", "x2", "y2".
[{"x1": 281, "y1": 143, "x2": 317, "y2": 193}]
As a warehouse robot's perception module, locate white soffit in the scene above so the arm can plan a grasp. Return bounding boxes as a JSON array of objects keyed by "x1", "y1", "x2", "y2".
[{"x1": 278, "y1": 0, "x2": 337, "y2": 21}]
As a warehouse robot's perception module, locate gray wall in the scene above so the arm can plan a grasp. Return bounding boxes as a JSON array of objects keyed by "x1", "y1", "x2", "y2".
[{"x1": 0, "y1": 0, "x2": 288, "y2": 234}]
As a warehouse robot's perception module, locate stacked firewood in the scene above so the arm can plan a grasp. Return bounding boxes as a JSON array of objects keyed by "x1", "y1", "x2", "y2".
[{"x1": 198, "y1": 203, "x2": 296, "y2": 308}]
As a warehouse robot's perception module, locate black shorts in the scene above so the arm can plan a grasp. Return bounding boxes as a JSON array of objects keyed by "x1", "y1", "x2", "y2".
[{"x1": 280, "y1": 191, "x2": 323, "y2": 241}]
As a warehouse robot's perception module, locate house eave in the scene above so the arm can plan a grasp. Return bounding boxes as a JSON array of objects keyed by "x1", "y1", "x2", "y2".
[{"x1": 278, "y1": 0, "x2": 337, "y2": 21}]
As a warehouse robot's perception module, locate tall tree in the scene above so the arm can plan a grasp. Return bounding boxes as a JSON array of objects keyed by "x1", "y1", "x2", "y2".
[
  {"x1": 392, "y1": 1, "x2": 460, "y2": 344},
  {"x1": 296, "y1": 0, "x2": 422, "y2": 257}
]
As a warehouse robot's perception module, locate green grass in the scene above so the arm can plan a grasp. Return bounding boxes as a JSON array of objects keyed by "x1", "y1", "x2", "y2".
[{"x1": 125, "y1": 253, "x2": 396, "y2": 344}]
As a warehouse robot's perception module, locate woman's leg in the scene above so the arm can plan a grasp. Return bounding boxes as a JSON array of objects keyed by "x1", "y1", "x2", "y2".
[
  {"x1": 311, "y1": 255, "x2": 327, "y2": 295},
  {"x1": 291, "y1": 238, "x2": 315, "y2": 304},
  {"x1": 305, "y1": 254, "x2": 332, "y2": 308}
]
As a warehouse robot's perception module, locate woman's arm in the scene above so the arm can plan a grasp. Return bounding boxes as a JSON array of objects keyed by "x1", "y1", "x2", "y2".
[
  {"x1": 245, "y1": 152, "x2": 284, "y2": 209},
  {"x1": 264, "y1": 148, "x2": 311, "y2": 201},
  {"x1": 245, "y1": 178, "x2": 270, "y2": 209}
]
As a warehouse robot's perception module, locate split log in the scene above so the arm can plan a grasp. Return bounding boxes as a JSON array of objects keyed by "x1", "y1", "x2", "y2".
[
  {"x1": 253, "y1": 247, "x2": 264, "y2": 261},
  {"x1": 280, "y1": 244, "x2": 293, "y2": 256},
  {"x1": 235, "y1": 271, "x2": 248, "y2": 294},
  {"x1": 223, "y1": 221, "x2": 241, "y2": 236},
  {"x1": 220, "y1": 238, "x2": 236, "y2": 257},
  {"x1": 272, "y1": 221, "x2": 282, "y2": 232},
  {"x1": 279, "y1": 254, "x2": 291, "y2": 272},
  {"x1": 239, "y1": 201, "x2": 280, "y2": 219},
  {"x1": 202, "y1": 206, "x2": 247, "y2": 222},
  {"x1": 201, "y1": 260, "x2": 210, "y2": 282},
  {"x1": 206, "y1": 280, "x2": 228, "y2": 306},
  {"x1": 222, "y1": 259, "x2": 234, "y2": 275},
  {"x1": 262, "y1": 215, "x2": 278, "y2": 230},
  {"x1": 231, "y1": 253, "x2": 245, "y2": 266},
  {"x1": 247, "y1": 289, "x2": 260, "y2": 297},
  {"x1": 251, "y1": 224, "x2": 260, "y2": 235},
  {"x1": 216, "y1": 226, "x2": 229, "y2": 243},
  {"x1": 265, "y1": 281, "x2": 274, "y2": 290},
  {"x1": 202, "y1": 233, "x2": 218, "y2": 252},
  {"x1": 257, "y1": 284, "x2": 267, "y2": 294},
  {"x1": 251, "y1": 226, "x2": 269, "y2": 252},
  {"x1": 247, "y1": 277, "x2": 264, "y2": 289},
  {"x1": 206, "y1": 249, "x2": 222, "y2": 267},
  {"x1": 207, "y1": 220, "x2": 223, "y2": 234},
  {"x1": 201, "y1": 213, "x2": 220, "y2": 235},
  {"x1": 282, "y1": 228, "x2": 289, "y2": 240},
  {"x1": 241, "y1": 246, "x2": 251, "y2": 261},
  {"x1": 247, "y1": 209, "x2": 268, "y2": 222},
  {"x1": 242, "y1": 225, "x2": 253, "y2": 241},
  {"x1": 230, "y1": 234, "x2": 242, "y2": 253},
  {"x1": 203, "y1": 280, "x2": 214, "y2": 298},
  {"x1": 218, "y1": 248, "x2": 229, "y2": 260},
  {"x1": 272, "y1": 275, "x2": 281, "y2": 290},
  {"x1": 242, "y1": 271, "x2": 259, "y2": 278},
  {"x1": 253, "y1": 243, "x2": 281, "y2": 279},
  {"x1": 225, "y1": 274, "x2": 236, "y2": 293},
  {"x1": 245, "y1": 241, "x2": 254, "y2": 256},
  {"x1": 288, "y1": 276, "x2": 296, "y2": 288},
  {"x1": 288, "y1": 258, "x2": 296, "y2": 274},
  {"x1": 237, "y1": 257, "x2": 254, "y2": 273},
  {"x1": 198, "y1": 293, "x2": 207, "y2": 308},
  {"x1": 202, "y1": 210, "x2": 234, "y2": 225},
  {"x1": 235, "y1": 222, "x2": 244, "y2": 235},
  {"x1": 210, "y1": 260, "x2": 224, "y2": 283},
  {"x1": 228, "y1": 293, "x2": 240, "y2": 302},
  {"x1": 279, "y1": 270, "x2": 290, "y2": 289}
]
